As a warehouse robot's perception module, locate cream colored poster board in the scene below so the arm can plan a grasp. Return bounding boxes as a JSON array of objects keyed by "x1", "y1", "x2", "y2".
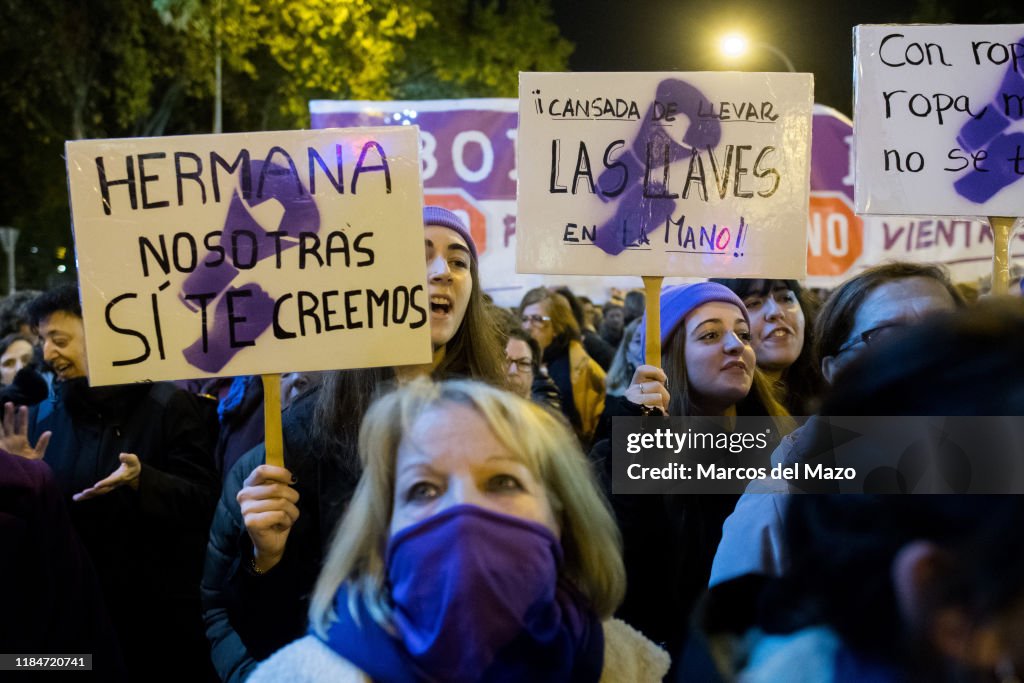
[
  {"x1": 65, "y1": 127, "x2": 431, "y2": 386},
  {"x1": 516, "y1": 71, "x2": 813, "y2": 278},
  {"x1": 854, "y1": 24, "x2": 1024, "y2": 215}
]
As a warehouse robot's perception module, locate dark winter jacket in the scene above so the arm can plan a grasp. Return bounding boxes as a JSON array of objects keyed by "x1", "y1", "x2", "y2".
[
  {"x1": 590, "y1": 396, "x2": 739, "y2": 661},
  {"x1": 28, "y1": 379, "x2": 220, "y2": 681},
  {"x1": 0, "y1": 449, "x2": 127, "y2": 682},
  {"x1": 201, "y1": 388, "x2": 361, "y2": 683}
]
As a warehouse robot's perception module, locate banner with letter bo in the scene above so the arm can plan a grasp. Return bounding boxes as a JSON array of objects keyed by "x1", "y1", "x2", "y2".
[
  {"x1": 516, "y1": 72, "x2": 814, "y2": 278},
  {"x1": 854, "y1": 24, "x2": 1024, "y2": 216},
  {"x1": 65, "y1": 127, "x2": 431, "y2": 386},
  {"x1": 310, "y1": 98, "x2": 567, "y2": 307}
]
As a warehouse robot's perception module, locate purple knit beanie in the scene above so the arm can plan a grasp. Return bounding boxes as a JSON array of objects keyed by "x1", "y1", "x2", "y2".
[
  {"x1": 638, "y1": 282, "x2": 750, "y2": 358},
  {"x1": 423, "y1": 205, "x2": 477, "y2": 261}
]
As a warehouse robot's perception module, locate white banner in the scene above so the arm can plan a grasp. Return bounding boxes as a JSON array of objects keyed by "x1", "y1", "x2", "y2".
[
  {"x1": 516, "y1": 72, "x2": 813, "y2": 279},
  {"x1": 854, "y1": 24, "x2": 1024, "y2": 216}
]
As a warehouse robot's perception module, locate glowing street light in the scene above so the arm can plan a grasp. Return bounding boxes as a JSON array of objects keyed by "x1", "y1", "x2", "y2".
[
  {"x1": 720, "y1": 33, "x2": 749, "y2": 59},
  {"x1": 718, "y1": 32, "x2": 796, "y2": 73}
]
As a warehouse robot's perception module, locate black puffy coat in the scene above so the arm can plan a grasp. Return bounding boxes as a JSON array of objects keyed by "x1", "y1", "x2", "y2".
[{"x1": 201, "y1": 388, "x2": 360, "y2": 683}]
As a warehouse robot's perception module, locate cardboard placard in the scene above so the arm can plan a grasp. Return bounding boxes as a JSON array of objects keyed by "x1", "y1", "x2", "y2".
[
  {"x1": 515, "y1": 72, "x2": 813, "y2": 279},
  {"x1": 854, "y1": 24, "x2": 1024, "y2": 216},
  {"x1": 65, "y1": 127, "x2": 432, "y2": 386},
  {"x1": 809, "y1": 104, "x2": 1024, "y2": 286}
]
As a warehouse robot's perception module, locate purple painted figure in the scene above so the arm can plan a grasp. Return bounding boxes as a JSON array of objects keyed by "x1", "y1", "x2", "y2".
[
  {"x1": 593, "y1": 78, "x2": 722, "y2": 255},
  {"x1": 180, "y1": 160, "x2": 321, "y2": 372},
  {"x1": 953, "y1": 39, "x2": 1024, "y2": 204}
]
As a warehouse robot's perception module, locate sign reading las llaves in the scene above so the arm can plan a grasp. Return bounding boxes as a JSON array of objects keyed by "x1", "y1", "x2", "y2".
[
  {"x1": 516, "y1": 72, "x2": 814, "y2": 279},
  {"x1": 65, "y1": 127, "x2": 432, "y2": 386}
]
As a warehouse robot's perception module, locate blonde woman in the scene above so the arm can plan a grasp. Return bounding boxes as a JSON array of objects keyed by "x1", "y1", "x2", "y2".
[
  {"x1": 202, "y1": 207, "x2": 509, "y2": 682},
  {"x1": 250, "y1": 379, "x2": 668, "y2": 682}
]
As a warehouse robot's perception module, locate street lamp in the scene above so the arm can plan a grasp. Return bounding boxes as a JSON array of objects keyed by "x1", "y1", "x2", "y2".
[
  {"x1": 718, "y1": 32, "x2": 796, "y2": 73},
  {"x1": 720, "y1": 33, "x2": 749, "y2": 59}
]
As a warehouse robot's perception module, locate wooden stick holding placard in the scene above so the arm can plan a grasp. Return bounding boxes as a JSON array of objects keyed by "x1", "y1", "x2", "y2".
[
  {"x1": 988, "y1": 217, "x2": 1017, "y2": 296},
  {"x1": 261, "y1": 374, "x2": 284, "y2": 468},
  {"x1": 642, "y1": 276, "x2": 664, "y2": 368}
]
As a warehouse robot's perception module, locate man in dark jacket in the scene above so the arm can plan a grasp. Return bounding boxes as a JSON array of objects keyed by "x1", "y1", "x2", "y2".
[{"x1": 11, "y1": 285, "x2": 220, "y2": 682}]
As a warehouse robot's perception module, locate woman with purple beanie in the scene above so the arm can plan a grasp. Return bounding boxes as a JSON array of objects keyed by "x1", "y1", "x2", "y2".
[{"x1": 589, "y1": 282, "x2": 789, "y2": 672}]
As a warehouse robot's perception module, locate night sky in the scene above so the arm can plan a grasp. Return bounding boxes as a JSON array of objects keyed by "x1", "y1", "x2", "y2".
[{"x1": 551, "y1": 0, "x2": 1016, "y2": 116}]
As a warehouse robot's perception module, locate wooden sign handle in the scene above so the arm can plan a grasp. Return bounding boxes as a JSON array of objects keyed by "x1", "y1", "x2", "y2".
[
  {"x1": 261, "y1": 374, "x2": 284, "y2": 468},
  {"x1": 642, "y1": 276, "x2": 664, "y2": 368},
  {"x1": 988, "y1": 216, "x2": 1017, "y2": 296}
]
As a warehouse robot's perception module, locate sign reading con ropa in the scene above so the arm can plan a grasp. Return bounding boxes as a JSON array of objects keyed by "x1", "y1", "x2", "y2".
[
  {"x1": 516, "y1": 72, "x2": 813, "y2": 278},
  {"x1": 854, "y1": 24, "x2": 1024, "y2": 216},
  {"x1": 65, "y1": 127, "x2": 432, "y2": 386}
]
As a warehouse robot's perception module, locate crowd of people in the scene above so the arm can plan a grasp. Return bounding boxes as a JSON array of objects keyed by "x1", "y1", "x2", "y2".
[{"x1": 1, "y1": 204, "x2": 1023, "y2": 682}]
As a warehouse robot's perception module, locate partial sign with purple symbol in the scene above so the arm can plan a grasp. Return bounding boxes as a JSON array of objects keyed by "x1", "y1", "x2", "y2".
[
  {"x1": 516, "y1": 72, "x2": 813, "y2": 279},
  {"x1": 65, "y1": 127, "x2": 432, "y2": 386},
  {"x1": 854, "y1": 24, "x2": 1024, "y2": 216}
]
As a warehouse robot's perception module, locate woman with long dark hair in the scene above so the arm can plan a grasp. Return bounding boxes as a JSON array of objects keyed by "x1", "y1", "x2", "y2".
[
  {"x1": 712, "y1": 278, "x2": 824, "y2": 415},
  {"x1": 590, "y1": 282, "x2": 790, "y2": 669},
  {"x1": 625, "y1": 282, "x2": 789, "y2": 418}
]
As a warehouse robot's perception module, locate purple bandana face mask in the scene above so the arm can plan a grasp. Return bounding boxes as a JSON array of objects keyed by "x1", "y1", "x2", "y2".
[{"x1": 384, "y1": 504, "x2": 587, "y2": 682}]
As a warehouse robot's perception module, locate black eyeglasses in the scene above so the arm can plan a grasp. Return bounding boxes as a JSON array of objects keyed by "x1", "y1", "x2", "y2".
[
  {"x1": 506, "y1": 356, "x2": 534, "y2": 372},
  {"x1": 836, "y1": 322, "x2": 907, "y2": 355}
]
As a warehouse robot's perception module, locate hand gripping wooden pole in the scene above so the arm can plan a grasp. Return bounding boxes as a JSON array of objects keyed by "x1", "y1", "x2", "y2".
[
  {"x1": 642, "y1": 276, "x2": 664, "y2": 368},
  {"x1": 261, "y1": 374, "x2": 284, "y2": 468},
  {"x1": 987, "y1": 217, "x2": 1017, "y2": 296}
]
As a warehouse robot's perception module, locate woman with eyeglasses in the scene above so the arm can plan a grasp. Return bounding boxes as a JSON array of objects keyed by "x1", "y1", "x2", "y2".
[
  {"x1": 709, "y1": 262, "x2": 966, "y2": 632},
  {"x1": 519, "y1": 287, "x2": 606, "y2": 447},
  {"x1": 504, "y1": 327, "x2": 562, "y2": 412},
  {"x1": 712, "y1": 279, "x2": 825, "y2": 415},
  {"x1": 248, "y1": 378, "x2": 670, "y2": 683},
  {"x1": 203, "y1": 206, "x2": 508, "y2": 683}
]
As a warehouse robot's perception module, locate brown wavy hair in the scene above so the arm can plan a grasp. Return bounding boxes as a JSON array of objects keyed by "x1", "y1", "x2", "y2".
[
  {"x1": 662, "y1": 321, "x2": 791, "y2": 419},
  {"x1": 433, "y1": 253, "x2": 507, "y2": 386},
  {"x1": 519, "y1": 287, "x2": 580, "y2": 345}
]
